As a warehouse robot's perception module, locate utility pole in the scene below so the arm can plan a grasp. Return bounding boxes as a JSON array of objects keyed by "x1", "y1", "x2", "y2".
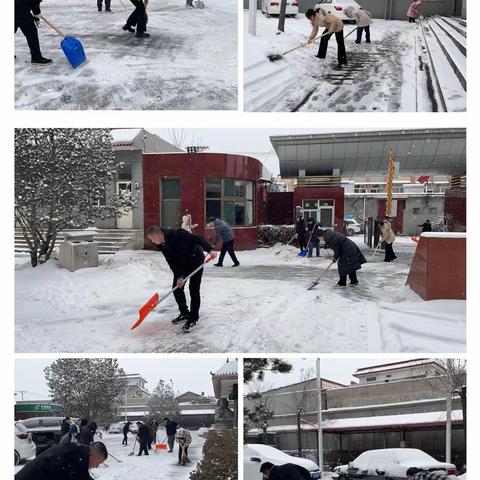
[
  {"x1": 316, "y1": 359, "x2": 323, "y2": 474},
  {"x1": 248, "y1": 0, "x2": 257, "y2": 35},
  {"x1": 446, "y1": 392, "x2": 452, "y2": 463},
  {"x1": 385, "y1": 149, "x2": 395, "y2": 217}
]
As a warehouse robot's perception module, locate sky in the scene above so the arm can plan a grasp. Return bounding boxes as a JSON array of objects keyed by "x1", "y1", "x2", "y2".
[
  {"x1": 152, "y1": 128, "x2": 370, "y2": 176},
  {"x1": 245, "y1": 357, "x2": 411, "y2": 393},
  {"x1": 15, "y1": 357, "x2": 231, "y2": 401}
]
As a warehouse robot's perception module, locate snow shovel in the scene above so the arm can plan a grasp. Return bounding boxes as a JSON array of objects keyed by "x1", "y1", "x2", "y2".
[
  {"x1": 371, "y1": 242, "x2": 382, "y2": 258},
  {"x1": 131, "y1": 253, "x2": 215, "y2": 330},
  {"x1": 108, "y1": 453, "x2": 122, "y2": 463},
  {"x1": 299, "y1": 227, "x2": 317, "y2": 257},
  {"x1": 268, "y1": 31, "x2": 331, "y2": 62},
  {"x1": 128, "y1": 438, "x2": 137, "y2": 456},
  {"x1": 154, "y1": 436, "x2": 168, "y2": 451},
  {"x1": 344, "y1": 27, "x2": 358, "y2": 40},
  {"x1": 40, "y1": 15, "x2": 86, "y2": 68},
  {"x1": 275, "y1": 233, "x2": 297, "y2": 255},
  {"x1": 306, "y1": 260, "x2": 335, "y2": 290}
]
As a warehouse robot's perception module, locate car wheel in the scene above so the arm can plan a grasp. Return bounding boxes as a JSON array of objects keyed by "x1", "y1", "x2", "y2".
[
  {"x1": 266, "y1": 13, "x2": 271, "y2": 17},
  {"x1": 15, "y1": 450, "x2": 20, "y2": 466},
  {"x1": 347, "y1": 228, "x2": 355, "y2": 236}
]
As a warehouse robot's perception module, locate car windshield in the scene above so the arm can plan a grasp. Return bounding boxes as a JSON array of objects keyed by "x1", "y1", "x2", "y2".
[
  {"x1": 248, "y1": 445, "x2": 291, "y2": 460},
  {"x1": 395, "y1": 450, "x2": 436, "y2": 463}
]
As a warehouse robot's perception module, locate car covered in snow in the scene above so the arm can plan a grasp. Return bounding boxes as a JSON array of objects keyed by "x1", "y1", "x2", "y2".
[
  {"x1": 107, "y1": 422, "x2": 124, "y2": 434},
  {"x1": 261, "y1": 0, "x2": 299, "y2": 17},
  {"x1": 244, "y1": 444, "x2": 321, "y2": 479},
  {"x1": 20, "y1": 416, "x2": 65, "y2": 454},
  {"x1": 344, "y1": 219, "x2": 362, "y2": 235},
  {"x1": 15, "y1": 422, "x2": 36, "y2": 465},
  {"x1": 314, "y1": 0, "x2": 362, "y2": 22},
  {"x1": 331, "y1": 448, "x2": 457, "y2": 479}
]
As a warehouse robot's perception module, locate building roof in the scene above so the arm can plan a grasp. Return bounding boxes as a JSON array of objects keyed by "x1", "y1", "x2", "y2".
[
  {"x1": 111, "y1": 128, "x2": 182, "y2": 153},
  {"x1": 213, "y1": 360, "x2": 238, "y2": 377},
  {"x1": 354, "y1": 359, "x2": 443, "y2": 377},
  {"x1": 271, "y1": 129, "x2": 466, "y2": 177}
]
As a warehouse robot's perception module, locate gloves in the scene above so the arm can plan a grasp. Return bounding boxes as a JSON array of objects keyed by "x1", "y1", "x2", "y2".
[{"x1": 33, "y1": 15, "x2": 41, "y2": 28}]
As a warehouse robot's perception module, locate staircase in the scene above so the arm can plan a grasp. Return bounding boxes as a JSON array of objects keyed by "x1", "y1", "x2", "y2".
[
  {"x1": 15, "y1": 228, "x2": 144, "y2": 257},
  {"x1": 420, "y1": 16, "x2": 466, "y2": 111}
]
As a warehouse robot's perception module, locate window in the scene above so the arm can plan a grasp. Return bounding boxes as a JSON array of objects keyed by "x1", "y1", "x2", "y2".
[
  {"x1": 354, "y1": 185, "x2": 367, "y2": 193},
  {"x1": 366, "y1": 376, "x2": 377, "y2": 382},
  {"x1": 206, "y1": 178, "x2": 254, "y2": 226},
  {"x1": 118, "y1": 162, "x2": 132, "y2": 181},
  {"x1": 412, "y1": 208, "x2": 421, "y2": 215}
]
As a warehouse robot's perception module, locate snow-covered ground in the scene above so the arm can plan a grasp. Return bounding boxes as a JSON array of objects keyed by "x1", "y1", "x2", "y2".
[
  {"x1": 15, "y1": 237, "x2": 465, "y2": 353},
  {"x1": 244, "y1": 13, "x2": 464, "y2": 112},
  {"x1": 15, "y1": 430, "x2": 205, "y2": 478},
  {"x1": 15, "y1": 0, "x2": 237, "y2": 110}
]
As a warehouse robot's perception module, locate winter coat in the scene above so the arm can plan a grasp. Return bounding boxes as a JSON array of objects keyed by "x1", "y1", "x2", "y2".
[
  {"x1": 323, "y1": 229, "x2": 367, "y2": 276},
  {"x1": 295, "y1": 219, "x2": 306, "y2": 236},
  {"x1": 181, "y1": 214, "x2": 193, "y2": 232},
  {"x1": 15, "y1": 0, "x2": 41, "y2": 22},
  {"x1": 344, "y1": 6, "x2": 372, "y2": 27},
  {"x1": 419, "y1": 222, "x2": 432, "y2": 232},
  {"x1": 165, "y1": 420, "x2": 178, "y2": 436},
  {"x1": 137, "y1": 423, "x2": 150, "y2": 443},
  {"x1": 175, "y1": 428, "x2": 192, "y2": 447},
  {"x1": 123, "y1": 422, "x2": 131, "y2": 435},
  {"x1": 78, "y1": 425, "x2": 93, "y2": 445},
  {"x1": 268, "y1": 463, "x2": 311, "y2": 480},
  {"x1": 158, "y1": 228, "x2": 213, "y2": 278},
  {"x1": 61, "y1": 420, "x2": 70, "y2": 436},
  {"x1": 380, "y1": 221, "x2": 396, "y2": 244},
  {"x1": 407, "y1": 0, "x2": 422, "y2": 18},
  {"x1": 213, "y1": 218, "x2": 235, "y2": 244},
  {"x1": 15, "y1": 443, "x2": 93, "y2": 480},
  {"x1": 88, "y1": 421, "x2": 97, "y2": 435},
  {"x1": 309, "y1": 7, "x2": 344, "y2": 40}
]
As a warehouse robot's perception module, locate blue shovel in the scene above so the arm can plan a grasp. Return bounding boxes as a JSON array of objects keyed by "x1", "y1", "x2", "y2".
[{"x1": 40, "y1": 15, "x2": 86, "y2": 69}]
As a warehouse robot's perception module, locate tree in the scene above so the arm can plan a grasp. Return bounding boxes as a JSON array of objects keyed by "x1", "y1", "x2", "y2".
[
  {"x1": 44, "y1": 359, "x2": 127, "y2": 421},
  {"x1": 277, "y1": 0, "x2": 288, "y2": 33},
  {"x1": 147, "y1": 380, "x2": 180, "y2": 420},
  {"x1": 244, "y1": 358, "x2": 292, "y2": 383},
  {"x1": 15, "y1": 128, "x2": 136, "y2": 267},
  {"x1": 245, "y1": 380, "x2": 274, "y2": 439}
]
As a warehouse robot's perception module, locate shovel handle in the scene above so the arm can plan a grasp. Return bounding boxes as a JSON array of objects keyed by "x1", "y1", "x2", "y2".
[
  {"x1": 344, "y1": 27, "x2": 358, "y2": 39},
  {"x1": 282, "y1": 31, "x2": 330, "y2": 56},
  {"x1": 40, "y1": 15, "x2": 66, "y2": 37}
]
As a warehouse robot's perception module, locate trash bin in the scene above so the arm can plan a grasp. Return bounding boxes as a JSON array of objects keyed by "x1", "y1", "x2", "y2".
[{"x1": 59, "y1": 232, "x2": 99, "y2": 272}]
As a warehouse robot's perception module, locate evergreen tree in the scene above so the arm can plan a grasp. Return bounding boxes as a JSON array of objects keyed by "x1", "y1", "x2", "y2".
[
  {"x1": 244, "y1": 358, "x2": 292, "y2": 383},
  {"x1": 15, "y1": 128, "x2": 137, "y2": 267},
  {"x1": 148, "y1": 380, "x2": 180, "y2": 419},
  {"x1": 44, "y1": 358, "x2": 127, "y2": 420}
]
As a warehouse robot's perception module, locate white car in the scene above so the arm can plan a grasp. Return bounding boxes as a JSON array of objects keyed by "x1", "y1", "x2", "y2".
[
  {"x1": 15, "y1": 422, "x2": 36, "y2": 466},
  {"x1": 332, "y1": 448, "x2": 457, "y2": 479},
  {"x1": 314, "y1": 0, "x2": 361, "y2": 21},
  {"x1": 244, "y1": 444, "x2": 321, "y2": 480},
  {"x1": 261, "y1": 0, "x2": 299, "y2": 17},
  {"x1": 344, "y1": 219, "x2": 362, "y2": 235},
  {"x1": 107, "y1": 422, "x2": 124, "y2": 434}
]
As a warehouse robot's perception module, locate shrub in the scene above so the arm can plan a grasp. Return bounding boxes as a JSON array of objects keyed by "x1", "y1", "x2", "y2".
[{"x1": 258, "y1": 225, "x2": 296, "y2": 247}]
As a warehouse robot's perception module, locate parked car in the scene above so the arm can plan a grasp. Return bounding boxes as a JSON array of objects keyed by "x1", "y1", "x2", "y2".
[
  {"x1": 344, "y1": 219, "x2": 362, "y2": 235},
  {"x1": 20, "y1": 417, "x2": 65, "y2": 455},
  {"x1": 332, "y1": 448, "x2": 457, "y2": 479},
  {"x1": 107, "y1": 422, "x2": 124, "y2": 434},
  {"x1": 261, "y1": 0, "x2": 299, "y2": 17},
  {"x1": 314, "y1": 0, "x2": 361, "y2": 22},
  {"x1": 244, "y1": 444, "x2": 321, "y2": 480},
  {"x1": 15, "y1": 422, "x2": 36, "y2": 466}
]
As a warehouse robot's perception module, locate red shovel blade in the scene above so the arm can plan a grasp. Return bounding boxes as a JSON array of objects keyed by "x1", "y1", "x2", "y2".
[{"x1": 131, "y1": 292, "x2": 160, "y2": 330}]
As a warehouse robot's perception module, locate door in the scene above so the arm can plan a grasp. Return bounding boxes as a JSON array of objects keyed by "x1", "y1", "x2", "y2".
[
  {"x1": 116, "y1": 181, "x2": 133, "y2": 229},
  {"x1": 161, "y1": 178, "x2": 181, "y2": 228},
  {"x1": 319, "y1": 206, "x2": 334, "y2": 228}
]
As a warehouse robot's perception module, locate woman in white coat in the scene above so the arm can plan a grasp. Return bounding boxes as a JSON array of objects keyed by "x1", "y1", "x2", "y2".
[
  {"x1": 181, "y1": 209, "x2": 198, "y2": 233},
  {"x1": 379, "y1": 219, "x2": 397, "y2": 262},
  {"x1": 344, "y1": 6, "x2": 372, "y2": 44}
]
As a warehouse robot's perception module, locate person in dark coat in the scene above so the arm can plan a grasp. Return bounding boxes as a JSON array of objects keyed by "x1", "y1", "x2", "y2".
[
  {"x1": 123, "y1": 0, "x2": 149, "y2": 38},
  {"x1": 164, "y1": 417, "x2": 178, "y2": 452},
  {"x1": 15, "y1": 0, "x2": 52, "y2": 65},
  {"x1": 209, "y1": 217, "x2": 240, "y2": 267},
  {"x1": 88, "y1": 420, "x2": 97, "y2": 440},
  {"x1": 318, "y1": 229, "x2": 367, "y2": 286},
  {"x1": 122, "y1": 421, "x2": 131, "y2": 446},
  {"x1": 61, "y1": 417, "x2": 71, "y2": 436},
  {"x1": 418, "y1": 219, "x2": 432, "y2": 233},
  {"x1": 97, "y1": 0, "x2": 112, "y2": 12},
  {"x1": 15, "y1": 441, "x2": 107, "y2": 480},
  {"x1": 260, "y1": 462, "x2": 311, "y2": 480},
  {"x1": 295, "y1": 216, "x2": 307, "y2": 251},
  {"x1": 306, "y1": 218, "x2": 321, "y2": 258},
  {"x1": 146, "y1": 225, "x2": 217, "y2": 331},
  {"x1": 136, "y1": 422, "x2": 150, "y2": 456},
  {"x1": 77, "y1": 419, "x2": 92, "y2": 445}
]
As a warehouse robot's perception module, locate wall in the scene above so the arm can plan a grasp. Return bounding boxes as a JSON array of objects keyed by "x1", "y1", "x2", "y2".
[
  {"x1": 266, "y1": 192, "x2": 295, "y2": 224},
  {"x1": 294, "y1": 187, "x2": 345, "y2": 232},
  {"x1": 143, "y1": 153, "x2": 264, "y2": 250},
  {"x1": 444, "y1": 188, "x2": 466, "y2": 231},
  {"x1": 403, "y1": 197, "x2": 444, "y2": 235}
]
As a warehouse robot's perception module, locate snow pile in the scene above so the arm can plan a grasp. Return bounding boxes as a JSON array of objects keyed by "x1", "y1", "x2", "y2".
[
  {"x1": 16, "y1": 242, "x2": 465, "y2": 353},
  {"x1": 15, "y1": 0, "x2": 237, "y2": 110}
]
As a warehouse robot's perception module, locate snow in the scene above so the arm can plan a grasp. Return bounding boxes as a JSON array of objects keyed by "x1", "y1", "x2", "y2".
[
  {"x1": 244, "y1": 13, "x2": 465, "y2": 112},
  {"x1": 15, "y1": 430, "x2": 205, "y2": 479},
  {"x1": 15, "y1": 0, "x2": 237, "y2": 110},
  {"x1": 179, "y1": 409, "x2": 216, "y2": 415},
  {"x1": 15, "y1": 240, "x2": 465, "y2": 353},
  {"x1": 214, "y1": 360, "x2": 238, "y2": 376},
  {"x1": 355, "y1": 359, "x2": 439, "y2": 375},
  {"x1": 420, "y1": 232, "x2": 466, "y2": 238}
]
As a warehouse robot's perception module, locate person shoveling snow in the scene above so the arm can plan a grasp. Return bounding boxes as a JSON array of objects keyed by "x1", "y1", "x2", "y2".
[
  {"x1": 146, "y1": 225, "x2": 217, "y2": 332},
  {"x1": 305, "y1": 6, "x2": 346, "y2": 67},
  {"x1": 123, "y1": 0, "x2": 150, "y2": 37},
  {"x1": 175, "y1": 428, "x2": 192, "y2": 466},
  {"x1": 344, "y1": 6, "x2": 373, "y2": 44}
]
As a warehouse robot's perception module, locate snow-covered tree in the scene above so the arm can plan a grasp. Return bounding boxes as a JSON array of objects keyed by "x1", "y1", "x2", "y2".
[
  {"x1": 15, "y1": 128, "x2": 136, "y2": 267},
  {"x1": 244, "y1": 358, "x2": 292, "y2": 383},
  {"x1": 44, "y1": 358, "x2": 127, "y2": 421},
  {"x1": 147, "y1": 380, "x2": 180, "y2": 419}
]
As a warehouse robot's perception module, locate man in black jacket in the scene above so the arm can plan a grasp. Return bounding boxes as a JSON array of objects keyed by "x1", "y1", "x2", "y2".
[
  {"x1": 147, "y1": 225, "x2": 216, "y2": 331},
  {"x1": 15, "y1": 441, "x2": 107, "y2": 480},
  {"x1": 122, "y1": 421, "x2": 131, "y2": 446},
  {"x1": 418, "y1": 220, "x2": 433, "y2": 233},
  {"x1": 15, "y1": 0, "x2": 52, "y2": 65},
  {"x1": 164, "y1": 417, "x2": 178, "y2": 452},
  {"x1": 260, "y1": 462, "x2": 311, "y2": 480},
  {"x1": 136, "y1": 422, "x2": 150, "y2": 456}
]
